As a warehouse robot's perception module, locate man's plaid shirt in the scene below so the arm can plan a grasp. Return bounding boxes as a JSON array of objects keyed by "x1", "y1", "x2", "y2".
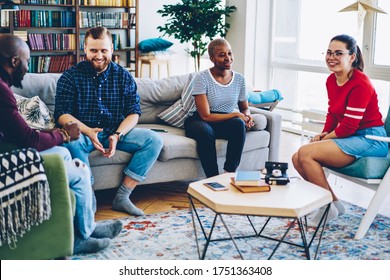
[{"x1": 54, "y1": 61, "x2": 141, "y2": 133}]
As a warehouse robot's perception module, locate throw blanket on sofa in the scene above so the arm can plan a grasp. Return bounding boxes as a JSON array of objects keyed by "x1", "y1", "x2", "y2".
[{"x1": 0, "y1": 148, "x2": 51, "y2": 247}]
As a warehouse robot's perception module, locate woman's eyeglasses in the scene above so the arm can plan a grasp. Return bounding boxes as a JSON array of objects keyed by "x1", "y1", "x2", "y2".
[{"x1": 324, "y1": 51, "x2": 350, "y2": 58}]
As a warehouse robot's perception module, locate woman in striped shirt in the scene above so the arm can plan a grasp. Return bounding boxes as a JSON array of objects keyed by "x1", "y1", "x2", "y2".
[
  {"x1": 184, "y1": 38, "x2": 254, "y2": 178},
  {"x1": 292, "y1": 34, "x2": 388, "y2": 226}
]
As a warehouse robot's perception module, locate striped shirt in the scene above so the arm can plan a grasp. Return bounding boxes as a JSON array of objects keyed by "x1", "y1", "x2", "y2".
[
  {"x1": 192, "y1": 69, "x2": 248, "y2": 113},
  {"x1": 54, "y1": 61, "x2": 141, "y2": 133},
  {"x1": 323, "y1": 69, "x2": 383, "y2": 138}
]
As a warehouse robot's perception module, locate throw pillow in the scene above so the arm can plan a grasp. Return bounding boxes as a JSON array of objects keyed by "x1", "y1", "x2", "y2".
[
  {"x1": 157, "y1": 73, "x2": 196, "y2": 128},
  {"x1": 14, "y1": 94, "x2": 55, "y2": 130},
  {"x1": 138, "y1": 38, "x2": 173, "y2": 53}
]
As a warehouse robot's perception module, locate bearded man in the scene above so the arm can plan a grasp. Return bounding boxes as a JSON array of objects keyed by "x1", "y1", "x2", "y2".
[
  {"x1": 54, "y1": 27, "x2": 163, "y2": 216},
  {"x1": 0, "y1": 34, "x2": 123, "y2": 255}
]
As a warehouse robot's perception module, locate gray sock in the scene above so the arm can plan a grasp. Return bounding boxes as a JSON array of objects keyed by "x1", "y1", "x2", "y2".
[
  {"x1": 73, "y1": 236, "x2": 111, "y2": 255},
  {"x1": 112, "y1": 184, "x2": 145, "y2": 216},
  {"x1": 91, "y1": 220, "x2": 123, "y2": 239},
  {"x1": 333, "y1": 200, "x2": 346, "y2": 216}
]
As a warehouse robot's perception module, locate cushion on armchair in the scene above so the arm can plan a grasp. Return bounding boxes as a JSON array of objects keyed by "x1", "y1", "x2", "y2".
[{"x1": 330, "y1": 155, "x2": 390, "y2": 179}]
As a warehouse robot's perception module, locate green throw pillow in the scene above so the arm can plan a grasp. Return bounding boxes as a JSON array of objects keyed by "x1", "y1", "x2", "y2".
[{"x1": 138, "y1": 38, "x2": 173, "y2": 53}]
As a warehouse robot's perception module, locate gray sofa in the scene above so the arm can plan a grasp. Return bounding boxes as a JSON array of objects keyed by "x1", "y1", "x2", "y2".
[{"x1": 12, "y1": 73, "x2": 282, "y2": 191}]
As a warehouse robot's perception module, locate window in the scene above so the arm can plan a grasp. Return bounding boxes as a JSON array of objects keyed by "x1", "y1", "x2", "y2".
[
  {"x1": 373, "y1": 0, "x2": 390, "y2": 66},
  {"x1": 269, "y1": 0, "x2": 390, "y2": 129}
]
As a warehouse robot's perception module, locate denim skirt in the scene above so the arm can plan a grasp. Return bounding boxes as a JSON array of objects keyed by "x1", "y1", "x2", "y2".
[{"x1": 332, "y1": 126, "x2": 388, "y2": 159}]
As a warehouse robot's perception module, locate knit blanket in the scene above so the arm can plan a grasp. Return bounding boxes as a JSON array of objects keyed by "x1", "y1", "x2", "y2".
[{"x1": 0, "y1": 148, "x2": 51, "y2": 247}]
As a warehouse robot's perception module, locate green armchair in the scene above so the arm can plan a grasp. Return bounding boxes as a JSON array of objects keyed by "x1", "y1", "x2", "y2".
[{"x1": 0, "y1": 153, "x2": 75, "y2": 260}]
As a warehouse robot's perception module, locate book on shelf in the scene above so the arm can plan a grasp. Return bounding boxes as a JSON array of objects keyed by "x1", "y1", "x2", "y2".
[
  {"x1": 234, "y1": 171, "x2": 262, "y2": 186},
  {"x1": 230, "y1": 177, "x2": 270, "y2": 193}
]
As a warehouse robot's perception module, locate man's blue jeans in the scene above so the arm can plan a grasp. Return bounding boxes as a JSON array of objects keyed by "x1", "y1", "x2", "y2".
[
  {"x1": 63, "y1": 128, "x2": 163, "y2": 184},
  {"x1": 40, "y1": 146, "x2": 96, "y2": 239}
]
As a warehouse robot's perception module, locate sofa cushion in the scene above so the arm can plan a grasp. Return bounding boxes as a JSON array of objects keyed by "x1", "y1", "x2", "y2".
[
  {"x1": 14, "y1": 94, "x2": 55, "y2": 130},
  {"x1": 136, "y1": 124, "x2": 271, "y2": 162},
  {"x1": 157, "y1": 73, "x2": 196, "y2": 128},
  {"x1": 136, "y1": 74, "x2": 190, "y2": 124},
  {"x1": 13, "y1": 73, "x2": 61, "y2": 113}
]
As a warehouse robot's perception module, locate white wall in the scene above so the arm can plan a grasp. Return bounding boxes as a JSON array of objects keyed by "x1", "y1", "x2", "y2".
[
  {"x1": 226, "y1": 0, "x2": 272, "y2": 89},
  {"x1": 138, "y1": 0, "x2": 271, "y2": 88},
  {"x1": 138, "y1": 0, "x2": 212, "y2": 77}
]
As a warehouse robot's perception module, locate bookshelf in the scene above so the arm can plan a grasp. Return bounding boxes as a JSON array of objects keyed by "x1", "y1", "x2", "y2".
[{"x1": 0, "y1": 0, "x2": 138, "y2": 76}]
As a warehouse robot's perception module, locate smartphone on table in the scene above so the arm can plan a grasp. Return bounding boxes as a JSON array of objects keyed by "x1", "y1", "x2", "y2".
[{"x1": 204, "y1": 182, "x2": 228, "y2": 191}]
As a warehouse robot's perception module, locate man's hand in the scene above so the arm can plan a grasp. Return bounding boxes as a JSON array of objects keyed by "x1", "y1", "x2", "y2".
[
  {"x1": 85, "y1": 127, "x2": 105, "y2": 153},
  {"x1": 102, "y1": 134, "x2": 118, "y2": 158},
  {"x1": 62, "y1": 122, "x2": 81, "y2": 141}
]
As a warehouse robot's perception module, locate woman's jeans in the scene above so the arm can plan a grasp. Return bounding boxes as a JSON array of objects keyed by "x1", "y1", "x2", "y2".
[
  {"x1": 184, "y1": 112, "x2": 246, "y2": 177},
  {"x1": 40, "y1": 146, "x2": 96, "y2": 239},
  {"x1": 63, "y1": 129, "x2": 163, "y2": 184}
]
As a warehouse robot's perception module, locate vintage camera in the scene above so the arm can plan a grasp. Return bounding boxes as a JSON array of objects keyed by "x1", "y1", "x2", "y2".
[{"x1": 264, "y1": 161, "x2": 290, "y2": 185}]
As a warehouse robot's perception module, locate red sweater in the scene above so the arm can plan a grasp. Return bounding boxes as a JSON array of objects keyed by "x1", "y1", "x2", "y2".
[
  {"x1": 323, "y1": 69, "x2": 383, "y2": 138},
  {"x1": 0, "y1": 73, "x2": 63, "y2": 151}
]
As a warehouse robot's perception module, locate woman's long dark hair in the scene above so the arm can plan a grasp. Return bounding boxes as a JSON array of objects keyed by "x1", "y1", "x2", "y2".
[{"x1": 331, "y1": 34, "x2": 364, "y2": 71}]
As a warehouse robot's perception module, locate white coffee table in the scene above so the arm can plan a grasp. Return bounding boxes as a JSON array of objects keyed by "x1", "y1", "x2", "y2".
[{"x1": 187, "y1": 173, "x2": 333, "y2": 260}]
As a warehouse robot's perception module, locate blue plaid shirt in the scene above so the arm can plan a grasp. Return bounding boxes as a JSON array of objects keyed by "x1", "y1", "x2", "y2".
[{"x1": 54, "y1": 61, "x2": 141, "y2": 134}]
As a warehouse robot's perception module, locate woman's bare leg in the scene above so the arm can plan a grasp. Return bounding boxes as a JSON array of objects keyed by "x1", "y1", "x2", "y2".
[{"x1": 293, "y1": 139, "x2": 355, "y2": 200}]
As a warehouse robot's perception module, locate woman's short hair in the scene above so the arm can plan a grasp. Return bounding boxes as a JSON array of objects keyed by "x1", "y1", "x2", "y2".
[{"x1": 208, "y1": 38, "x2": 229, "y2": 57}]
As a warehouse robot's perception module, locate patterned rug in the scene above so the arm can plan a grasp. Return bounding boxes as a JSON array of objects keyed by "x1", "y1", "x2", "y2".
[{"x1": 71, "y1": 201, "x2": 390, "y2": 260}]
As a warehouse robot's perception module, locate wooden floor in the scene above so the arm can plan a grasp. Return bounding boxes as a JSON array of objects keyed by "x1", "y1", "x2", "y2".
[
  {"x1": 95, "y1": 180, "x2": 202, "y2": 221},
  {"x1": 95, "y1": 130, "x2": 390, "y2": 220}
]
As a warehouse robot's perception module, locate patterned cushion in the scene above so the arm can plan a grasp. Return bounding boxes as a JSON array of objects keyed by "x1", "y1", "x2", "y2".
[
  {"x1": 14, "y1": 94, "x2": 55, "y2": 130},
  {"x1": 157, "y1": 73, "x2": 196, "y2": 128}
]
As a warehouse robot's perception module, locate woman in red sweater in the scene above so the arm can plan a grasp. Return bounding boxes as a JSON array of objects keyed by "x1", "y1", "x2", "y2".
[{"x1": 292, "y1": 34, "x2": 388, "y2": 226}]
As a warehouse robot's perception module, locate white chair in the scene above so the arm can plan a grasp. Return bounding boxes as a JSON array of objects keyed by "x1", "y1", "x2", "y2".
[
  {"x1": 300, "y1": 109, "x2": 326, "y2": 141},
  {"x1": 324, "y1": 112, "x2": 390, "y2": 239}
]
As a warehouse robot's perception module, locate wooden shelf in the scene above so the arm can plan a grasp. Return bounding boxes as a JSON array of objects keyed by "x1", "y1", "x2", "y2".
[{"x1": 1, "y1": 0, "x2": 138, "y2": 75}]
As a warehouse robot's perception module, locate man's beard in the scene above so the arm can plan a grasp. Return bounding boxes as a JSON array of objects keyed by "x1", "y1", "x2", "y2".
[
  {"x1": 87, "y1": 57, "x2": 111, "y2": 72},
  {"x1": 12, "y1": 63, "x2": 26, "y2": 89}
]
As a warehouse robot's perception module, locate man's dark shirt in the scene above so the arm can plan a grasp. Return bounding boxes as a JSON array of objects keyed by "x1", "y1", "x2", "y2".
[{"x1": 55, "y1": 61, "x2": 141, "y2": 133}]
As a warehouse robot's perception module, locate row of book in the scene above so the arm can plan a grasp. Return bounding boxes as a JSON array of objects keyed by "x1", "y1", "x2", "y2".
[
  {"x1": 29, "y1": 55, "x2": 75, "y2": 73},
  {"x1": 17, "y1": 0, "x2": 75, "y2": 4},
  {"x1": 16, "y1": 0, "x2": 136, "y2": 6},
  {"x1": 28, "y1": 33, "x2": 76, "y2": 51},
  {"x1": 14, "y1": 10, "x2": 75, "y2": 28},
  {"x1": 79, "y1": 33, "x2": 122, "y2": 50},
  {"x1": 78, "y1": 0, "x2": 135, "y2": 6},
  {"x1": 79, "y1": 11, "x2": 135, "y2": 29}
]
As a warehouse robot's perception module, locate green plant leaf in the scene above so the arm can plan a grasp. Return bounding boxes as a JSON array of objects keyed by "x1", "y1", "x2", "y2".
[{"x1": 157, "y1": 0, "x2": 236, "y2": 71}]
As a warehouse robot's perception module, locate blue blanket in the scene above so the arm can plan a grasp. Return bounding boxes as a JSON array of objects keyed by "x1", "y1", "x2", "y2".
[{"x1": 248, "y1": 89, "x2": 283, "y2": 104}]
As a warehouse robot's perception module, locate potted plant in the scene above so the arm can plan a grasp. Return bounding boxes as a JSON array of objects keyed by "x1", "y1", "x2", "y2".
[{"x1": 157, "y1": 0, "x2": 236, "y2": 71}]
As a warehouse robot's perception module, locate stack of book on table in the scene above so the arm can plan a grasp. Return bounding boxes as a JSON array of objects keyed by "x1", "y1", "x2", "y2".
[{"x1": 231, "y1": 171, "x2": 270, "y2": 193}]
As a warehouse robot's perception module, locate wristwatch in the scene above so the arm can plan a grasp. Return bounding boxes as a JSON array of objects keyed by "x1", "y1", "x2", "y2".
[{"x1": 113, "y1": 131, "x2": 124, "y2": 141}]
